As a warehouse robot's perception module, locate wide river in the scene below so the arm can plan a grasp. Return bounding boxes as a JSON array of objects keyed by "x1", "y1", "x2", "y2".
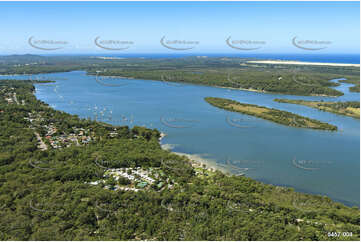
[{"x1": 2, "y1": 71, "x2": 359, "y2": 206}]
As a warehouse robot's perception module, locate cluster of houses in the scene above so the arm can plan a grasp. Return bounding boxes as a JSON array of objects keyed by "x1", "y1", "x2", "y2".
[
  {"x1": 46, "y1": 133, "x2": 78, "y2": 149},
  {"x1": 13, "y1": 62, "x2": 41, "y2": 67},
  {"x1": 132, "y1": 168, "x2": 156, "y2": 183},
  {"x1": 89, "y1": 166, "x2": 168, "y2": 192},
  {"x1": 106, "y1": 167, "x2": 156, "y2": 186},
  {"x1": 23, "y1": 112, "x2": 94, "y2": 149},
  {"x1": 4, "y1": 96, "x2": 14, "y2": 104},
  {"x1": 1, "y1": 87, "x2": 26, "y2": 105},
  {"x1": 24, "y1": 112, "x2": 44, "y2": 131},
  {"x1": 107, "y1": 169, "x2": 136, "y2": 181},
  {"x1": 44, "y1": 126, "x2": 92, "y2": 149},
  {"x1": 2, "y1": 89, "x2": 17, "y2": 104}
]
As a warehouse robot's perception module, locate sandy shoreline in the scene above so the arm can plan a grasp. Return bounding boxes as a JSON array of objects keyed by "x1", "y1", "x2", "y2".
[
  {"x1": 247, "y1": 60, "x2": 360, "y2": 67},
  {"x1": 174, "y1": 151, "x2": 230, "y2": 174},
  {"x1": 160, "y1": 143, "x2": 230, "y2": 174}
]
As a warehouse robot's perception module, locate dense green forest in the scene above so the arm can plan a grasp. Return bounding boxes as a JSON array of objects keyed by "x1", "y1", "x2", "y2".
[
  {"x1": 204, "y1": 97, "x2": 338, "y2": 131},
  {"x1": 0, "y1": 79, "x2": 359, "y2": 240},
  {"x1": 275, "y1": 99, "x2": 360, "y2": 119},
  {"x1": 0, "y1": 55, "x2": 359, "y2": 96}
]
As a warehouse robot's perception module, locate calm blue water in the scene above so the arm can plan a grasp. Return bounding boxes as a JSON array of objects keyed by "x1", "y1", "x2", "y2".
[{"x1": 1, "y1": 70, "x2": 359, "y2": 206}]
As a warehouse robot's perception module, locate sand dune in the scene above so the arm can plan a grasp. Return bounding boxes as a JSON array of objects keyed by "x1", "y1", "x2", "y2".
[{"x1": 247, "y1": 60, "x2": 360, "y2": 67}]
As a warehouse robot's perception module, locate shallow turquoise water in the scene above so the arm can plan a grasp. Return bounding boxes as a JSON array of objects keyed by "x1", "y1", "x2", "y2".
[{"x1": 2, "y1": 71, "x2": 359, "y2": 206}]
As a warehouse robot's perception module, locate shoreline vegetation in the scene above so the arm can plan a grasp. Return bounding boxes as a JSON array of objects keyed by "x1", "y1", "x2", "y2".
[
  {"x1": 204, "y1": 97, "x2": 338, "y2": 131},
  {"x1": 1, "y1": 55, "x2": 359, "y2": 96},
  {"x1": 71, "y1": 71, "x2": 359, "y2": 96},
  {"x1": 0, "y1": 79, "x2": 359, "y2": 240},
  {"x1": 91, "y1": 69, "x2": 346, "y2": 97},
  {"x1": 275, "y1": 99, "x2": 360, "y2": 119}
]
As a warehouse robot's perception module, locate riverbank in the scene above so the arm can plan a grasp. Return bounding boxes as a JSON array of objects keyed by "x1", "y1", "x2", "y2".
[{"x1": 161, "y1": 145, "x2": 230, "y2": 174}]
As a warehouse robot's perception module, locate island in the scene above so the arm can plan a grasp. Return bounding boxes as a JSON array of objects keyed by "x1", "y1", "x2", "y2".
[
  {"x1": 0, "y1": 79, "x2": 359, "y2": 240},
  {"x1": 204, "y1": 97, "x2": 338, "y2": 131},
  {"x1": 274, "y1": 99, "x2": 360, "y2": 119}
]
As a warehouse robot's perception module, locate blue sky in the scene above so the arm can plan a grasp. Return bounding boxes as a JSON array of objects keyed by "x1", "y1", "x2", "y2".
[{"x1": 0, "y1": 1, "x2": 359, "y2": 54}]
